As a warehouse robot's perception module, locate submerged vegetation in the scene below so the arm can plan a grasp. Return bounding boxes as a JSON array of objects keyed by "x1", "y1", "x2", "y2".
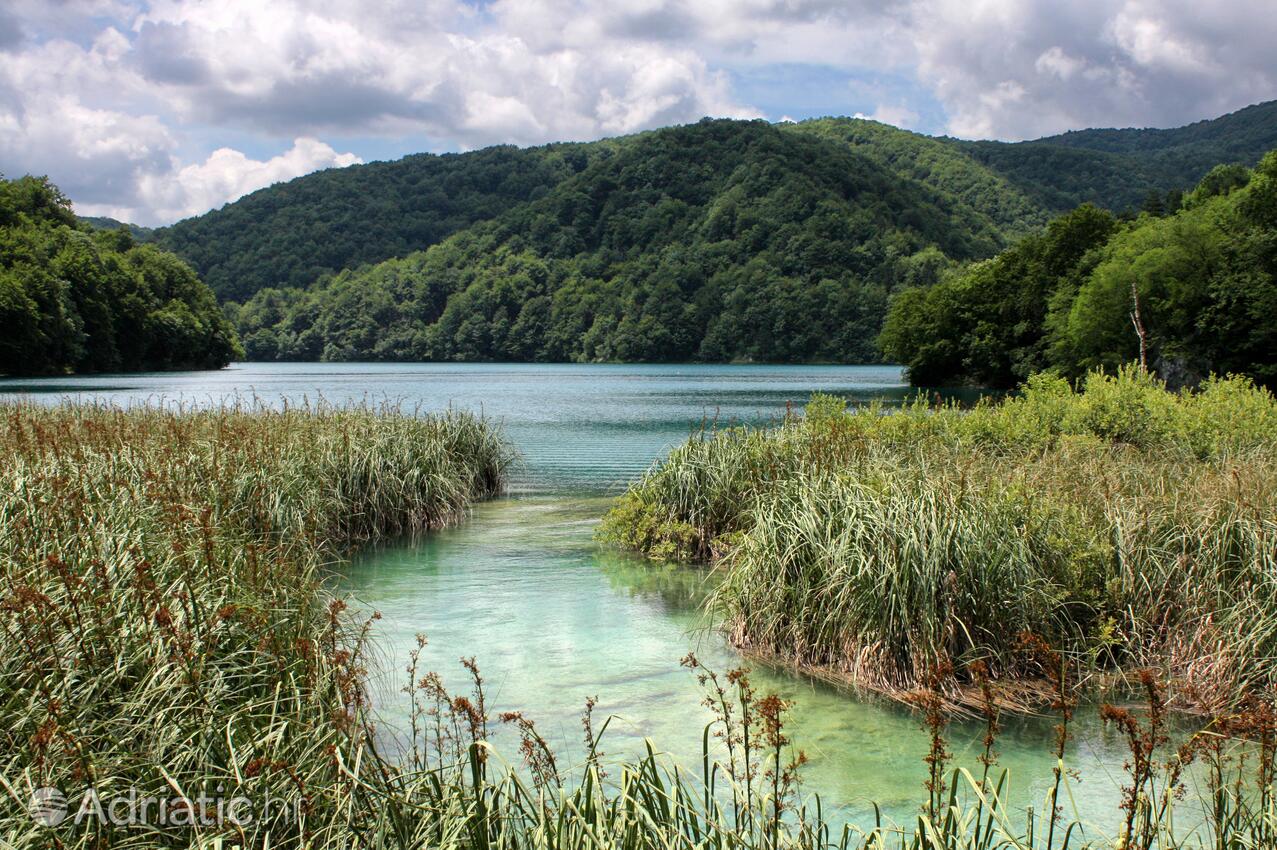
[{"x1": 603, "y1": 367, "x2": 1277, "y2": 712}]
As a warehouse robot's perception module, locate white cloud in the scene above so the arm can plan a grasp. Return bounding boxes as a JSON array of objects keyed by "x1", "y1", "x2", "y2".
[
  {"x1": 855, "y1": 104, "x2": 921, "y2": 129},
  {"x1": 120, "y1": 138, "x2": 362, "y2": 224},
  {"x1": 1, "y1": 0, "x2": 1275, "y2": 223},
  {"x1": 904, "y1": 0, "x2": 1277, "y2": 139}
]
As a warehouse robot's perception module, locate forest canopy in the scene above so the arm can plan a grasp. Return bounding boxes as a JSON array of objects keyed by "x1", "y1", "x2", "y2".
[
  {"x1": 229, "y1": 120, "x2": 1005, "y2": 364},
  {"x1": 880, "y1": 151, "x2": 1277, "y2": 388},
  {"x1": 1, "y1": 175, "x2": 241, "y2": 376},
  {"x1": 142, "y1": 102, "x2": 1277, "y2": 309},
  {"x1": 60, "y1": 101, "x2": 1277, "y2": 375}
]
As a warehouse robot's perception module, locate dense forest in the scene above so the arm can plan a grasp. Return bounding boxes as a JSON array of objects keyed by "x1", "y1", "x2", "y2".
[
  {"x1": 144, "y1": 101, "x2": 1277, "y2": 308},
  {"x1": 157, "y1": 145, "x2": 600, "y2": 302},
  {"x1": 60, "y1": 101, "x2": 1277, "y2": 373},
  {"x1": 0, "y1": 175, "x2": 240, "y2": 376},
  {"x1": 969, "y1": 99, "x2": 1277, "y2": 211},
  {"x1": 881, "y1": 152, "x2": 1277, "y2": 388},
  {"x1": 229, "y1": 119, "x2": 1013, "y2": 363}
]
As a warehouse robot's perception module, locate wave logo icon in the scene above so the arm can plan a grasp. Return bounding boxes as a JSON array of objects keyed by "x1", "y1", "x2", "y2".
[{"x1": 28, "y1": 787, "x2": 67, "y2": 826}]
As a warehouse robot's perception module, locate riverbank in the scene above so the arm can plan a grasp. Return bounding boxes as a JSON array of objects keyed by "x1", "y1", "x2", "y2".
[
  {"x1": 0, "y1": 401, "x2": 512, "y2": 847},
  {"x1": 4, "y1": 387, "x2": 1277, "y2": 849},
  {"x1": 603, "y1": 367, "x2": 1277, "y2": 714}
]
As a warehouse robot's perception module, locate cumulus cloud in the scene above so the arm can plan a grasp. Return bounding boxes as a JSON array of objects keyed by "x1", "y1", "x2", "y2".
[
  {"x1": 903, "y1": 0, "x2": 1277, "y2": 139},
  {"x1": 1, "y1": 0, "x2": 1274, "y2": 223},
  {"x1": 120, "y1": 138, "x2": 363, "y2": 224}
]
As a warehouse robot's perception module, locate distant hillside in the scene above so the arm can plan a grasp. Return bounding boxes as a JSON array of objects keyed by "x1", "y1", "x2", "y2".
[
  {"x1": 156, "y1": 101, "x2": 1277, "y2": 311},
  {"x1": 154, "y1": 144, "x2": 597, "y2": 301},
  {"x1": 80, "y1": 216, "x2": 154, "y2": 241},
  {"x1": 951, "y1": 100, "x2": 1277, "y2": 212},
  {"x1": 230, "y1": 119, "x2": 1008, "y2": 364},
  {"x1": 157, "y1": 118, "x2": 1058, "y2": 304},
  {"x1": 785, "y1": 117, "x2": 1051, "y2": 237}
]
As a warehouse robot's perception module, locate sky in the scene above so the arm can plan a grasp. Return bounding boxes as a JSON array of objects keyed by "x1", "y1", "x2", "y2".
[{"x1": 1, "y1": 0, "x2": 1275, "y2": 226}]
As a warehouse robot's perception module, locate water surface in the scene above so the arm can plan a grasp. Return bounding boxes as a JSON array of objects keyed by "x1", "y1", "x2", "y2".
[{"x1": 2, "y1": 362, "x2": 1164, "y2": 834}]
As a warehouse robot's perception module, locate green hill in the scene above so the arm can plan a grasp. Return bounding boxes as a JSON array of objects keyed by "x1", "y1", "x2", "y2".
[
  {"x1": 157, "y1": 117, "x2": 1067, "y2": 306},
  {"x1": 156, "y1": 143, "x2": 599, "y2": 302},
  {"x1": 950, "y1": 100, "x2": 1277, "y2": 213},
  {"x1": 230, "y1": 119, "x2": 1009, "y2": 364},
  {"x1": 142, "y1": 100, "x2": 1277, "y2": 365},
  {"x1": 784, "y1": 117, "x2": 1051, "y2": 237},
  {"x1": 157, "y1": 101, "x2": 1277, "y2": 313}
]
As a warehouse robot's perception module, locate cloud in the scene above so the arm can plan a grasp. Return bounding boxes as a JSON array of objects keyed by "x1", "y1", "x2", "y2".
[
  {"x1": 122, "y1": 138, "x2": 363, "y2": 224},
  {"x1": 856, "y1": 104, "x2": 921, "y2": 129},
  {"x1": 126, "y1": 0, "x2": 754, "y2": 144},
  {"x1": 1, "y1": 0, "x2": 1275, "y2": 223},
  {"x1": 903, "y1": 0, "x2": 1277, "y2": 139}
]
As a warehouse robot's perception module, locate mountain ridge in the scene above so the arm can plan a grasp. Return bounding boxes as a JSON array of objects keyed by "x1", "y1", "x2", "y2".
[{"x1": 78, "y1": 100, "x2": 1277, "y2": 326}]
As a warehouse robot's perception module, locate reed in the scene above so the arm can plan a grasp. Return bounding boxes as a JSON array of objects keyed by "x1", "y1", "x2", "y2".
[
  {"x1": 603, "y1": 368, "x2": 1277, "y2": 709},
  {"x1": 4, "y1": 392, "x2": 1276, "y2": 849},
  {"x1": 0, "y1": 399, "x2": 512, "y2": 847}
]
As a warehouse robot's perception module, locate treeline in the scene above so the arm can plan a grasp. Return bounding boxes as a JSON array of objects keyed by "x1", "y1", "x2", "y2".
[
  {"x1": 229, "y1": 119, "x2": 1002, "y2": 364},
  {"x1": 955, "y1": 99, "x2": 1277, "y2": 212},
  {"x1": 0, "y1": 175, "x2": 240, "y2": 376},
  {"x1": 881, "y1": 152, "x2": 1277, "y2": 388},
  {"x1": 153, "y1": 102, "x2": 1277, "y2": 311}
]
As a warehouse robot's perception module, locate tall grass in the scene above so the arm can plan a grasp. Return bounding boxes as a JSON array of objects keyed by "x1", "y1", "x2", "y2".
[
  {"x1": 4, "y1": 391, "x2": 1277, "y2": 849},
  {"x1": 602, "y1": 368, "x2": 1277, "y2": 708},
  {"x1": 0, "y1": 400, "x2": 512, "y2": 847}
]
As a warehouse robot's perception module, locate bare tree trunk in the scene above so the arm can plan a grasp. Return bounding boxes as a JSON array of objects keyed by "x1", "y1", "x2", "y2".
[{"x1": 1130, "y1": 281, "x2": 1148, "y2": 372}]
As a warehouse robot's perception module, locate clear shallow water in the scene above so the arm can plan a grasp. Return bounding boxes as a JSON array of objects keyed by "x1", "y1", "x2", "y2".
[
  {"x1": 0, "y1": 361, "x2": 920, "y2": 494},
  {"x1": 0, "y1": 362, "x2": 1179, "y2": 834}
]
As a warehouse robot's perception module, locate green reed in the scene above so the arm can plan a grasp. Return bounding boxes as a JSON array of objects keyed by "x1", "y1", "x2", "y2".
[
  {"x1": 3, "y1": 390, "x2": 1277, "y2": 849},
  {"x1": 0, "y1": 400, "x2": 512, "y2": 847},
  {"x1": 602, "y1": 368, "x2": 1277, "y2": 709}
]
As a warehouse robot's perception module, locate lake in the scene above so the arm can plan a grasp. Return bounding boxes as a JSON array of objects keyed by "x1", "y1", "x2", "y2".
[{"x1": 0, "y1": 361, "x2": 1156, "y2": 835}]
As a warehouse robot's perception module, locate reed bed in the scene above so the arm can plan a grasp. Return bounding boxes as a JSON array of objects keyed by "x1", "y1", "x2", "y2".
[
  {"x1": 3, "y1": 392, "x2": 1276, "y2": 849},
  {"x1": 602, "y1": 368, "x2": 1277, "y2": 710},
  {"x1": 0, "y1": 400, "x2": 512, "y2": 847}
]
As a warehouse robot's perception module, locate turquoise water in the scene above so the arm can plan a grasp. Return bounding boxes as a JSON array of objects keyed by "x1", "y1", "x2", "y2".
[{"x1": 0, "y1": 362, "x2": 1173, "y2": 835}]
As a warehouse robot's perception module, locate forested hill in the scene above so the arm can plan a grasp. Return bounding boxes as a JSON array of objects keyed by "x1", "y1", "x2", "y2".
[
  {"x1": 155, "y1": 144, "x2": 597, "y2": 302},
  {"x1": 150, "y1": 101, "x2": 1277, "y2": 309},
  {"x1": 950, "y1": 100, "x2": 1277, "y2": 213},
  {"x1": 230, "y1": 119, "x2": 1004, "y2": 363},
  {"x1": 152, "y1": 118, "x2": 1037, "y2": 304}
]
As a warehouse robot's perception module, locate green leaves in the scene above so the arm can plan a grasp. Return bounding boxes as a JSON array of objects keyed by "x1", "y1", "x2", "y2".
[{"x1": 0, "y1": 175, "x2": 240, "y2": 375}]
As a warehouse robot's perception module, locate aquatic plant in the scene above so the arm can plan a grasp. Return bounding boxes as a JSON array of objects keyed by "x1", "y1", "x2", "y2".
[
  {"x1": 603, "y1": 368, "x2": 1277, "y2": 709},
  {"x1": 0, "y1": 400, "x2": 512, "y2": 847},
  {"x1": 4, "y1": 394, "x2": 1277, "y2": 849}
]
